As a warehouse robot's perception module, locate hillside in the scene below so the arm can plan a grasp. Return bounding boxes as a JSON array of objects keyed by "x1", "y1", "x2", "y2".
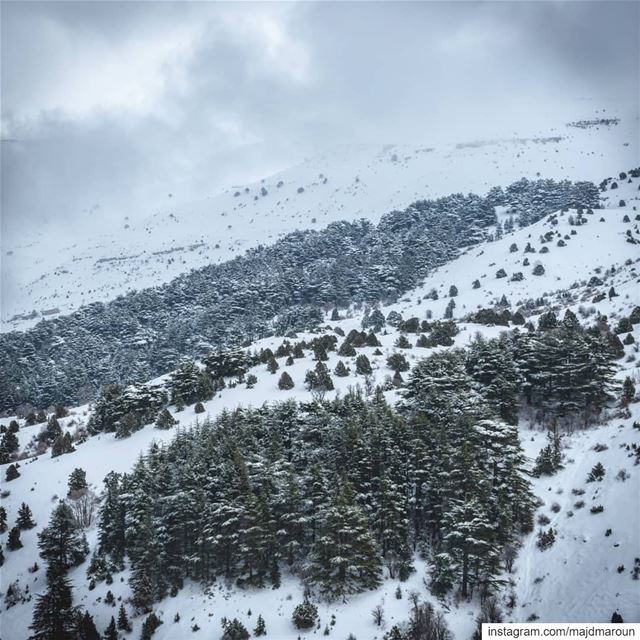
[
  {"x1": 3, "y1": 113, "x2": 636, "y2": 332},
  {"x1": 1, "y1": 179, "x2": 639, "y2": 638}
]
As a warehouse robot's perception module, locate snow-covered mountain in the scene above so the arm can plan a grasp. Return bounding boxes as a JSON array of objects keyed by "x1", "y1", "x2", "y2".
[
  {"x1": 1, "y1": 166, "x2": 639, "y2": 638},
  {"x1": 3, "y1": 113, "x2": 637, "y2": 332}
]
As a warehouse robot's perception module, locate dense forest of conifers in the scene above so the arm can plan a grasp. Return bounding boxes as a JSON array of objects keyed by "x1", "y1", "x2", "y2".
[
  {"x1": 0, "y1": 178, "x2": 599, "y2": 412},
  {"x1": 81, "y1": 313, "x2": 620, "y2": 611}
]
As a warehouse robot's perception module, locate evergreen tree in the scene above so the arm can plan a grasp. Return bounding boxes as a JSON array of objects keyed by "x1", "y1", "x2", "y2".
[
  {"x1": 429, "y1": 552, "x2": 456, "y2": 598},
  {"x1": 533, "y1": 430, "x2": 562, "y2": 476},
  {"x1": 29, "y1": 574, "x2": 79, "y2": 640},
  {"x1": 309, "y1": 480, "x2": 382, "y2": 599},
  {"x1": 622, "y1": 377, "x2": 636, "y2": 405},
  {"x1": 442, "y1": 495, "x2": 501, "y2": 598},
  {"x1": 305, "y1": 362, "x2": 334, "y2": 399},
  {"x1": 0, "y1": 505, "x2": 6, "y2": 533},
  {"x1": 155, "y1": 408, "x2": 177, "y2": 430},
  {"x1": 394, "y1": 335, "x2": 412, "y2": 349},
  {"x1": 404, "y1": 351, "x2": 533, "y2": 596},
  {"x1": 6, "y1": 463, "x2": 20, "y2": 481},
  {"x1": 466, "y1": 335, "x2": 519, "y2": 424},
  {"x1": 76, "y1": 611, "x2": 101, "y2": 640},
  {"x1": 245, "y1": 374, "x2": 258, "y2": 388},
  {"x1": 127, "y1": 488, "x2": 165, "y2": 611},
  {"x1": 538, "y1": 310, "x2": 558, "y2": 331},
  {"x1": 334, "y1": 360, "x2": 349, "y2": 377},
  {"x1": 38, "y1": 501, "x2": 89, "y2": 576},
  {"x1": 0, "y1": 428, "x2": 19, "y2": 463},
  {"x1": 68, "y1": 468, "x2": 88, "y2": 494},
  {"x1": 170, "y1": 359, "x2": 212, "y2": 405},
  {"x1": 278, "y1": 372, "x2": 294, "y2": 390},
  {"x1": 140, "y1": 612, "x2": 163, "y2": 640},
  {"x1": 536, "y1": 528, "x2": 556, "y2": 550},
  {"x1": 7, "y1": 526, "x2": 23, "y2": 550},
  {"x1": 17, "y1": 502, "x2": 36, "y2": 529},
  {"x1": 221, "y1": 618, "x2": 250, "y2": 640},
  {"x1": 365, "y1": 309, "x2": 386, "y2": 332},
  {"x1": 444, "y1": 299, "x2": 456, "y2": 319},
  {"x1": 355, "y1": 354, "x2": 373, "y2": 375},
  {"x1": 386, "y1": 352, "x2": 410, "y2": 372},
  {"x1": 103, "y1": 617, "x2": 118, "y2": 640},
  {"x1": 266, "y1": 356, "x2": 280, "y2": 374},
  {"x1": 45, "y1": 416, "x2": 63, "y2": 443},
  {"x1": 97, "y1": 472, "x2": 126, "y2": 565},
  {"x1": 313, "y1": 343, "x2": 329, "y2": 362},
  {"x1": 292, "y1": 601, "x2": 318, "y2": 630},
  {"x1": 377, "y1": 464, "x2": 413, "y2": 580},
  {"x1": 338, "y1": 340, "x2": 357, "y2": 357},
  {"x1": 117, "y1": 604, "x2": 132, "y2": 631},
  {"x1": 562, "y1": 309, "x2": 581, "y2": 332},
  {"x1": 51, "y1": 432, "x2": 75, "y2": 457},
  {"x1": 253, "y1": 614, "x2": 267, "y2": 636},
  {"x1": 587, "y1": 462, "x2": 606, "y2": 482}
]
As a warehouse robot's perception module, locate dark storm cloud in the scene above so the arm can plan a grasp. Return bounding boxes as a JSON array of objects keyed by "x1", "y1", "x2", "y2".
[{"x1": 1, "y1": 1, "x2": 638, "y2": 240}]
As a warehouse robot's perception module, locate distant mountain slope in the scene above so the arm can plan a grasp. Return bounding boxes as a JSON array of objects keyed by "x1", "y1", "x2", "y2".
[
  {"x1": 3, "y1": 114, "x2": 636, "y2": 331},
  {"x1": 1, "y1": 189, "x2": 638, "y2": 637},
  {"x1": 0, "y1": 175, "x2": 606, "y2": 412}
]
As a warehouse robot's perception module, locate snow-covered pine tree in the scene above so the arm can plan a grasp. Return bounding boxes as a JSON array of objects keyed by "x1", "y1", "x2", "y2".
[
  {"x1": 7, "y1": 526, "x2": 22, "y2": 550},
  {"x1": 76, "y1": 611, "x2": 101, "y2": 640},
  {"x1": 0, "y1": 506, "x2": 6, "y2": 533},
  {"x1": 29, "y1": 574, "x2": 79, "y2": 640},
  {"x1": 103, "y1": 617, "x2": 118, "y2": 640},
  {"x1": 278, "y1": 371, "x2": 294, "y2": 390},
  {"x1": 355, "y1": 354, "x2": 373, "y2": 375},
  {"x1": 334, "y1": 360, "x2": 349, "y2": 377},
  {"x1": 68, "y1": 468, "x2": 88, "y2": 494},
  {"x1": 309, "y1": 479, "x2": 382, "y2": 599},
  {"x1": 117, "y1": 604, "x2": 132, "y2": 631},
  {"x1": 16, "y1": 502, "x2": 36, "y2": 529},
  {"x1": 38, "y1": 502, "x2": 89, "y2": 575}
]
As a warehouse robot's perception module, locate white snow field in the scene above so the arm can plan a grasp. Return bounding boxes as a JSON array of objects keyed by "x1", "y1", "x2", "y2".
[
  {"x1": 2, "y1": 110, "x2": 637, "y2": 331},
  {"x1": 1, "y1": 164, "x2": 639, "y2": 638}
]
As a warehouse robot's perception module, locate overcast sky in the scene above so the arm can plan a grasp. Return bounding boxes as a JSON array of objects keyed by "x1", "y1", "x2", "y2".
[{"x1": 1, "y1": 1, "x2": 638, "y2": 239}]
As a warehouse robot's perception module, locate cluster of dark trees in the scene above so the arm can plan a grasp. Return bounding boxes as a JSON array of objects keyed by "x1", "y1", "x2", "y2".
[
  {"x1": 90, "y1": 308, "x2": 622, "y2": 611},
  {"x1": 464, "y1": 310, "x2": 620, "y2": 428},
  {"x1": 19, "y1": 308, "x2": 620, "y2": 633},
  {"x1": 486, "y1": 178, "x2": 599, "y2": 227},
  {"x1": 0, "y1": 178, "x2": 599, "y2": 413},
  {"x1": 92, "y1": 355, "x2": 535, "y2": 611},
  {"x1": 28, "y1": 501, "x2": 94, "y2": 639}
]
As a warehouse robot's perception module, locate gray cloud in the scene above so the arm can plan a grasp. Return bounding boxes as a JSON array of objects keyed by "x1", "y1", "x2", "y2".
[{"x1": 2, "y1": 1, "x2": 638, "y2": 242}]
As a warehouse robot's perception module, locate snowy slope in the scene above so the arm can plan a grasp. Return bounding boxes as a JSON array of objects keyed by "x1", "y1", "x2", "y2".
[
  {"x1": 514, "y1": 418, "x2": 640, "y2": 623},
  {"x1": 388, "y1": 197, "x2": 640, "y2": 324},
  {"x1": 3, "y1": 113, "x2": 637, "y2": 331},
  {"x1": 2, "y1": 187, "x2": 639, "y2": 637}
]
